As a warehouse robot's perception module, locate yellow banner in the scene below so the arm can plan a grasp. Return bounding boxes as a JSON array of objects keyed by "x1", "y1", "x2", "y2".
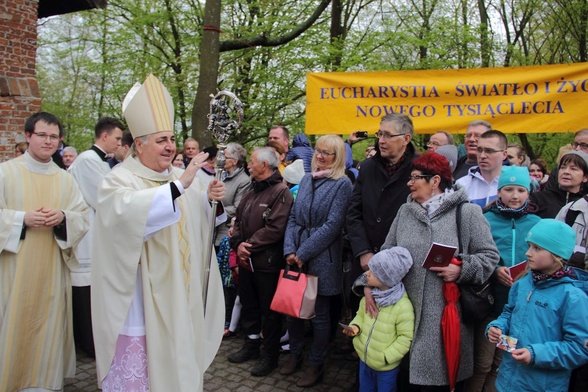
[{"x1": 305, "y1": 63, "x2": 588, "y2": 135}]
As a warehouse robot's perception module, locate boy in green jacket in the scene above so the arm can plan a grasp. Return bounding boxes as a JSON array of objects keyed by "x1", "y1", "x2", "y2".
[{"x1": 343, "y1": 247, "x2": 415, "y2": 392}]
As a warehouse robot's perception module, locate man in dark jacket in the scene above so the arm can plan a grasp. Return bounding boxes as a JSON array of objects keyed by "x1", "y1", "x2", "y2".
[
  {"x1": 228, "y1": 147, "x2": 294, "y2": 377},
  {"x1": 347, "y1": 113, "x2": 418, "y2": 272},
  {"x1": 286, "y1": 133, "x2": 314, "y2": 172},
  {"x1": 51, "y1": 127, "x2": 67, "y2": 169}
]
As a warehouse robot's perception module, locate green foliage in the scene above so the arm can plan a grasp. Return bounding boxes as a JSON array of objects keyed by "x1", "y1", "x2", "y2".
[{"x1": 36, "y1": 0, "x2": 588, "y2": 162}]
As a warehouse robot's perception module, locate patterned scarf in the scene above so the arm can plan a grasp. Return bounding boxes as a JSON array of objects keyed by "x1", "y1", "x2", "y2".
[
  {"x1": 532, "y1": 266, "x2": 574, "y2": 284},
  {"x1": 421, "y1": 188, "x2": 455, "y2": 216},
  {"x1": 494, "y1": 198, "x2": 529, "y2": 219},
  {"x1": 380, "y1": 150, "x2": 408, "y2": 179}
]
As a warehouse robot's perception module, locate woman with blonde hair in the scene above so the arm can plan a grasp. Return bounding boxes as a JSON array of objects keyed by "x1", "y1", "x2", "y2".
[{"x1": 281, "y1": 135, "x2": 353, "y2": 387}]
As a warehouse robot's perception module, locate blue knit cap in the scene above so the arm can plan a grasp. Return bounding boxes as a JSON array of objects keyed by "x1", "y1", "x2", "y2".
[
  {"x1": 525, "y1": 219, "x2": 576, "y2": 260},
  {"x1": 498, "y1": 166, "x2": 531, "y2": 191}
]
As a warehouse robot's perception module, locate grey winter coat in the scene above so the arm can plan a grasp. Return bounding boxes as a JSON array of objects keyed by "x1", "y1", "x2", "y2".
[
  {"x1": 381, "y1": 186, "x2": 499, "y2": 386},
  {"x1": 284, "y1": 174, "x2": 353, "y2": 295}
]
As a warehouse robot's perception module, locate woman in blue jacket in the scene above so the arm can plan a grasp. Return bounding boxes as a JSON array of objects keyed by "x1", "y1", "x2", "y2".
[
  {"x1": 487, "y1": 219, "x2": 588, "y2": 392},
  {"x1": 281, "y1": 135, "x2": 353, "y2": 388}
]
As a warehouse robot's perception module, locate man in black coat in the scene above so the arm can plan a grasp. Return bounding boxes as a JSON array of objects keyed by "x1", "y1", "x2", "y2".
[
  {"x1": 347, "y1": 112, "x2": 418, "y2": 272},
  {"x1": 345, "y1": 112, "x2": 418, "y2": 389}
]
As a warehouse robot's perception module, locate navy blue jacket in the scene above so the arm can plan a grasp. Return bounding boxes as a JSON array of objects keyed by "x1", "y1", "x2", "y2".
[{"x1": 286, "y1": 134, "x2": 314, "y2": 173}]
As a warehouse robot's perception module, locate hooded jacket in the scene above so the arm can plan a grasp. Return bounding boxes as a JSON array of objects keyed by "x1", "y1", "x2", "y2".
[
  {"x1": 487, "y1": 270, "x2": 588, "y2": 392},
  {"x1": 285, "y1": 134, "x2": 314, "y2": 173}
]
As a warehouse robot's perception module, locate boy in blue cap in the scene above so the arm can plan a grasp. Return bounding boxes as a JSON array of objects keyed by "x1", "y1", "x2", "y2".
[{"x1": 487, "y1": 219, "x2": 588, "y2": 391}]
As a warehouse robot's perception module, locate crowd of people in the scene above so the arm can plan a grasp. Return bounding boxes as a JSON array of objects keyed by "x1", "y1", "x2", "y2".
[{"x1": 2, "y1": 74, "x2": 588, "y2": 392}]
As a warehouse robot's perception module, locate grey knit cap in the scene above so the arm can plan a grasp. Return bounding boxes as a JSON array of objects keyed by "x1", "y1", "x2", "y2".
[
  {"x1": 368, "y1": 246, "x2": 413, "y2": 288},
  {"x1": 436, "y1": 145, "x2": 458, "y2": 172}
]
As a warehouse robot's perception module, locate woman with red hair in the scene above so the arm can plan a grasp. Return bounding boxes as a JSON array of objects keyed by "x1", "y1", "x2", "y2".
[{"x1": 355, "y1": 152, "x2": 499, "y2": 391}]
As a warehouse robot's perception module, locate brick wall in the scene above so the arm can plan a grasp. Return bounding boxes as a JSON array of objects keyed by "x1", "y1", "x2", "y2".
[{"x1": 0, "y1": 0, "x2": 41, "y2": 162}]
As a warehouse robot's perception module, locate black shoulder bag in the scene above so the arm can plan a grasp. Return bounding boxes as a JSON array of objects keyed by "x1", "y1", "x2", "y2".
[{"x1": 456, "y1": 202, "x2": 495, "y2": 323}]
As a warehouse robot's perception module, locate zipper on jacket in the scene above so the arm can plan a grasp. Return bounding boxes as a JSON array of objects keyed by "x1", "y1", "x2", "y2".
[
  {"x1": 511, "y1": 218, "x2": 516, "y2": 266},
  {"x1": 526, "y1": 289, "x2": 533, "y2": 302},
  {"x1": 363, "y1": 314, "x2": 379, "y2": 362}
]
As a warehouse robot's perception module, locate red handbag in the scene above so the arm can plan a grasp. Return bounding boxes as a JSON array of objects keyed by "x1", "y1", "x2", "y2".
[{"x1": 270, "y1": 266, "x2": 318, "y2": 319}]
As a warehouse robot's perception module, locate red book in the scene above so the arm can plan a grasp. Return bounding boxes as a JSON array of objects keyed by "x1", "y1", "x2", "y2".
[
  {"x1": 509, "y1": 261, "x2": 527, "y2": 280},
  {"x1": 422, "y1": 243, "x2": 457, "y2": 269}
]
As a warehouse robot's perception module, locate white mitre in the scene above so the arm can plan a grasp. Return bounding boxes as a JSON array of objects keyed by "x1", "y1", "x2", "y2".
[{"x1": 122, "y1": 74, "x2": 174, "y2": 139}]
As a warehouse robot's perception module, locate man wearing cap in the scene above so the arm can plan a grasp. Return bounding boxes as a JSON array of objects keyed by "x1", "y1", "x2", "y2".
[{"x1": 91, "y1": 75, "x2": 227, "y2": 391}]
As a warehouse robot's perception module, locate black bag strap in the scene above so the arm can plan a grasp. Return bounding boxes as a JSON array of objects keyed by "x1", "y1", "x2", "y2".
[{"x1": 456, "y1": 201, "x2": 467, "y2": 255}]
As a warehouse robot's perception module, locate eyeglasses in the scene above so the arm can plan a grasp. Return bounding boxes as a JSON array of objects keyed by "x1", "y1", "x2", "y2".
[
  {"x1": 408, "y1": 174, "x2": 433, "y2": 182},
  {"x1": 314, "y1": 148, "x2": 336, "y2": 157},
  {"x1": 476, "y1": 147, "x2": 504, "y2": 155},
  {"x1": 376, "y1": 131, "x2": 407, "y2": 140},
  {"x1": 32, "y1": 132, "x2": 60, "y2": 142},
  {"x1": 573, "y1": 142, "x2": 588, "y2": 150},
  {"x1": 465, "y1": 133, "x2": 482, "y2": 140}
]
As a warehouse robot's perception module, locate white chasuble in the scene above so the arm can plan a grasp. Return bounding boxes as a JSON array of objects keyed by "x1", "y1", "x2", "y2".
[
  {"x1": 91, "y1": 156, "x2": 224, "y2": 391},
  {"x1": 0, "y1": 153, "x2": 90, "y2": 391}
]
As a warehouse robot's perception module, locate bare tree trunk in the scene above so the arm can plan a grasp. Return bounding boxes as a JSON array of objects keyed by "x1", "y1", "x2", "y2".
[
  {"x1": 517, "y1": 133, "x2": 536, "y2": 160},
  {"x1": 330, "y1": 0, "x2": 343, "y2": 70},
  {"x1": 191, "y1": 0, "x2": 221, "y2": 146},
  {"x1": 478, "y1": 0, "x2": 490, "y2": 67},
  {"x1": 191, "y1": 0, "x2": 331, "y2": 145}
]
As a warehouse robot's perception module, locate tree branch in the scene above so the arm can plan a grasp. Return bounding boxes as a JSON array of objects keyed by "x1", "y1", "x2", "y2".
[{"x1": 219, "y1": 0, "x2": 331, "y2": 51}]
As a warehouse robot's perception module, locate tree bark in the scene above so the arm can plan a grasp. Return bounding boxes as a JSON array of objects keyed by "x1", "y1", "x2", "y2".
[
  {"x1": 478, "y1": 0, "x2": 490, "y2": 67},
  {"x1": 191, "y1": 0, "x2": 222, "y2": 146},
  {"x1": 191, "y1": 0, "x2": 332, "y2": 145}
]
